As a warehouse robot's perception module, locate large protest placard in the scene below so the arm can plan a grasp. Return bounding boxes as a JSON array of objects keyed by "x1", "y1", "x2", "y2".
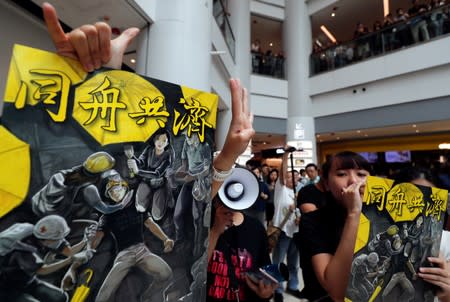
[
  {"x1": 0, "y1": 44, "x2": 218, "y2": 302},
  {"x1": 346, "y1": 175, "x2": 448, "y2": 302}
]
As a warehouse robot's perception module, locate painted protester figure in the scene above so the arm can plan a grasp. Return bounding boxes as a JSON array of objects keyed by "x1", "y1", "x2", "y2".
[
  {"x1": 127, "y1": 129, "x2": 175, "y2": 220},
  {"x1": 90, "y1": 172, "x2": 174, "y2": 302},
  {"x1": 32, "y1": 152, "x2": 129, "y2": 220},
  {"x1": 173, "y1": 132, "x2": 211, "y2": 257}
]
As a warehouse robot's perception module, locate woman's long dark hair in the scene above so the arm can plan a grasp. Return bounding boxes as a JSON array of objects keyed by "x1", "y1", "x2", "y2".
[
  {"x1": 150, "y1": 128, "x2": 171, "y2": 151},
  {"x1": 321, "y1": 151, "x2": 372, "y2": 180}
]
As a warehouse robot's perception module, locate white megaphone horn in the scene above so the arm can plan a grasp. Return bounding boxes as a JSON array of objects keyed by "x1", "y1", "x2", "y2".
[{"x1": 218, "y1": 167, "x2": 260, "y2": 210}]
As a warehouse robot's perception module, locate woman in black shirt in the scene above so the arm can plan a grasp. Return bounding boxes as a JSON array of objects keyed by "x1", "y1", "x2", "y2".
[{"x1": 296, "y1": 151, "x2": 371, "y2": 301}]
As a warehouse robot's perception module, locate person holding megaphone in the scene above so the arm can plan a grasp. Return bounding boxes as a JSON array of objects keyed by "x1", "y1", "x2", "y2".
[{"x1": 207, "y1": 168, "x2": 278, "y2": 301}]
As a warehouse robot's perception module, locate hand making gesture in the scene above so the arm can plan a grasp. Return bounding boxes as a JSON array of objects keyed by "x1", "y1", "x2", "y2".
[{"x1": 42, "y1": 2, "x2": 139, "y2": 71}]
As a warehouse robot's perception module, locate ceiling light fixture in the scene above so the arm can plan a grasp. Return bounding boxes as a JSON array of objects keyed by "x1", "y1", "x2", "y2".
[
  {"x1": 130, "y1": 59, "x2": 136, "y2": 63},
  {"x1": 320, "y1": 25, "x2": 337, "y2": 43},
  {"x1": 331, "y1": 6, "x2": 338, "y2": 17},
  {"x1": 269, "y1": 42, "x2": 273, "y2": 47},
  {"x1": 439, "y1": 143, "x2": 450, "y2": 149},
  {"x1": 383, "y1": 0, "x2": 390, "y2": 16}
]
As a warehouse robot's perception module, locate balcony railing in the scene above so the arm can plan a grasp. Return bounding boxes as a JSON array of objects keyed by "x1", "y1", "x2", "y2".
[
  {"x1": 310, "y1": 4, "x2": 450, "y2": 75},
  {"x1": 213, "y1": 0, "x2": 235, "y2": 60},
  {"x1": 251, "y1": 52, "x2": 285, "y2": 79}
]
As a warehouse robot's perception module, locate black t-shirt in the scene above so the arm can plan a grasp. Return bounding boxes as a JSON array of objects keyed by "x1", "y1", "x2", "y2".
[
  {"x1": 296, "y1": 184, "x2": 327, "y2": 211},
  {"x1": 294, "y1": 201, "x2": 346, "y2": 302},
  {"x1": 207, "y1": 215, "x2": 271, "y2": 302},
  {"x1": 98, "y1": 203, "x2": 148, "y2": 251}
]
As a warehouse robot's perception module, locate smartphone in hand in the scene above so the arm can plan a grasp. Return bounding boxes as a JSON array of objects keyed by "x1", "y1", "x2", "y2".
[{"x1": 246, "y1": 268, "x2": 279, "y2": 285}]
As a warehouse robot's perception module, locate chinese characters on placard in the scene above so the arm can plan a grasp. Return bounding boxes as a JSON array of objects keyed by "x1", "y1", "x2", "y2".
[{"x1": 12, "y1": 71, "x2": 212, "y2": 142}]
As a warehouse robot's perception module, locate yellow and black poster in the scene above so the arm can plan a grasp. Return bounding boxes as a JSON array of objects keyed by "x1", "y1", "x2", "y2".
[
  {"x1": 345, "y1": 175, "x2": 448, "y2": 302},
  {"x1": 0, "y1": 44, "x2": 218, "y2": 302}
]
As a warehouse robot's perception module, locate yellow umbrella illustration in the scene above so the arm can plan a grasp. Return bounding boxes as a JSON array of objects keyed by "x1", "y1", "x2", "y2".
[
  {"x1": 4, "y1": 44, "x2": 86, "y2": 114},
  {"x1": 72, "y1": 70, "x2": 169, "y2": 146},
  {"x1": 70, "y1": 268, "x2": 94, "y2": 302},
  {"x1": 0, "y1": 125, "x2": 30, "y2": 217},
  {"x1": 354, "y1": 213, "x2": 370, "y2": 253},
  {"x1": 386, "y1": 183, "x2": 423, "y2": 222}
]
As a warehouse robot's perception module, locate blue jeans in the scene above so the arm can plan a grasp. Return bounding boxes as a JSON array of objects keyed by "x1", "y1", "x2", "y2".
[{"x1": 272, "y1": 231, "x2": 299, "y2": 293}]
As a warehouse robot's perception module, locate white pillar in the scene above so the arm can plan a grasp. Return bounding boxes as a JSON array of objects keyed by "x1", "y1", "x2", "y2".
[
  {"x1": 285, "y1": 0, "x2": 317, "y2": 164},
  {"x1": 228, "y1": 0, "x2": 251, "y2": 90},
  {"x1": 214, "y1": 0, "x2": 251, "y2": 151},
  {"x1": 137, "y1": 0, "x2": 212, "y2": 91}
]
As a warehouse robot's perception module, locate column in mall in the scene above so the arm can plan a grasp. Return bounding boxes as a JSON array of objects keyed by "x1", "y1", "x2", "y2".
[
  {"x1": 284, "y1": 0, "x2": 317, "y2": 164},
  {"x1": 228, "y1": 0, "x2": 251, "y2": 90},
  {"x1": 214, "y1": 0, "x2": 252, "y2": 151},
  {"x1": 135, "y1": 0, "x2": 212, "y2": 91},
  {"x1": 135, "y1": 0, "x2": 246, "y2": 150}
]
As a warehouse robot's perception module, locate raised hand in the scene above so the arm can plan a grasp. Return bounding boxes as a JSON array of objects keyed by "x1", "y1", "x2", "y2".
[
  {"x1": 42, "y1": 2, "x2": 139, "y2": 71},
  {"x1": 211, "y1": 79, "x2": 254, "y2": 198},
  {"x1": 214, "y1": 78, "x2": 255, "y2": 171}
]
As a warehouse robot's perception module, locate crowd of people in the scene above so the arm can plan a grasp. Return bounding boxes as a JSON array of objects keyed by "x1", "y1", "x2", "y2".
[
  {"x1": 3, "y1": 2, "x2": 449, "y2": 302},
  {"x1": 312, "y1": 0, "x2": 450, "y2": 74},
  {"x1": 251, "y1": 39, "x2": 286, "y2": 78}
]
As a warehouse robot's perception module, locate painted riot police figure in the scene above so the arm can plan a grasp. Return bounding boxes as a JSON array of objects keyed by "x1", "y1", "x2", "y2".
[{"x1": 0, "y1": 215, "x2": 92, "y2": 302}]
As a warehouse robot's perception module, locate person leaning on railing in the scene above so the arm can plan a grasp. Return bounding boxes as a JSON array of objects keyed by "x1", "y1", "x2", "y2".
[
  {"x1": 408, "y1": 0, "x2": 431, "y2": 43},
  {"x1": 428, "y1": 0, "x2": 447, "y2": 37}
]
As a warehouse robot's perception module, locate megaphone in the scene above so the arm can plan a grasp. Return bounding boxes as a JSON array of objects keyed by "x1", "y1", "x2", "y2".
[{"x1": 218, "y1": 167, "x2": 260, "y2": 210}]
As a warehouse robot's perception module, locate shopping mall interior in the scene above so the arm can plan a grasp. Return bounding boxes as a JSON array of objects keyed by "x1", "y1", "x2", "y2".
[
  {"x1": 249, "y1": 0, "x2": 450, "y2": 178},
  {"x1": 1, "y1": 1, "x2": 450, "y2": 302}
]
